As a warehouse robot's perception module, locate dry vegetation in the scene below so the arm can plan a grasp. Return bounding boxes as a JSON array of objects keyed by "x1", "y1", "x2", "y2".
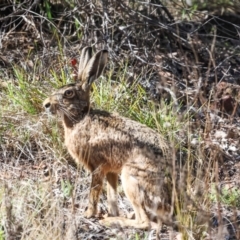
[{"x1": 1, "y1": 0, "x2": 240, "y2": 239}]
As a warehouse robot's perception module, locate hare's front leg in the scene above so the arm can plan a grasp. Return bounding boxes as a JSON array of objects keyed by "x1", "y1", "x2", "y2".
[
  {"x1": 84, "y1": 171, "x2": 104, "y2": 218},
  {"x1": 106, "y1": 172, "x2": 119, "y2": 216}
]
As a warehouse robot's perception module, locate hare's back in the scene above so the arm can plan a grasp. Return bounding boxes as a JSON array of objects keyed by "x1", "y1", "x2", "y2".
[
  {"x1": 88, "y1": 110, "x2": 168, "y2": 152},
  {"x1": 90, "y1": 111, "x2": 170, "y2": 161},
  {"x1": 65, "y1": 110, "x2": 169, "y2": 171}
]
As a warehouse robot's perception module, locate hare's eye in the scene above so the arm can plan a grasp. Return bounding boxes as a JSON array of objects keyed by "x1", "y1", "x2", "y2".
[{"x1": 64, "y1": 90, "x2": 74, "y2": 98}]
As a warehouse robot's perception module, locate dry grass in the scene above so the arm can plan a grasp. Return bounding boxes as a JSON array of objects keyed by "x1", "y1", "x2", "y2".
[
  {"x1": 1, "y1": 1, "x2": 240, "y2": 239},
  {"x1": 1, "y1": 63, "x2": 238, "y2": 240}
]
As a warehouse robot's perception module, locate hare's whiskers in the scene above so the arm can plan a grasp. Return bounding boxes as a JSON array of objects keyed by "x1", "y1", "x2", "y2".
[{"x1": 59, "y1": 106, "x2": 78, "y2": 122}]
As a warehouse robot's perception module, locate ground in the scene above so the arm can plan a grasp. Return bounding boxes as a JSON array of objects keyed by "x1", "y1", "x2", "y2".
[{"x1": 0, "y1": 1, "x2": 240, "y2": 239}]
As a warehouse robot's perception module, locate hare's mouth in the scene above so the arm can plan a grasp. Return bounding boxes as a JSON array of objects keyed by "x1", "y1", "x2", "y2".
[
  {"x1": 44, "y1": 100, "x2": 58, "y2": 115},
  {"x1": 46, "y1": 106, "x2": 57, "y2": 115}
]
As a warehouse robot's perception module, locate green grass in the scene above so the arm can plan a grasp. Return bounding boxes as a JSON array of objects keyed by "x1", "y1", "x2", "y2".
[
  {"x1": 42, "y1": 0, "x2": 52, "y2": 21},
  {"x1": 92, "y1": 68, "x2": 183, "y2": 136},
  {"x1": 6, "y1": 67, "x2": 44, "y2": 114},
  {"x1": 210, "y1": 185, "x2": 240, "y2": 208}
]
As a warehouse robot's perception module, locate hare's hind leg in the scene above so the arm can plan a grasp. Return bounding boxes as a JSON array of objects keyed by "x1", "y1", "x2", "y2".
[
  {"x1": 100, "y1": 167, "x2": 150, "y2": 229},
  {"x1": 106, "y1": 172, "x2": 119, "y2": 216},
  {"x1": 121, "y1": 166, "x2": 150, "y2": 228}
]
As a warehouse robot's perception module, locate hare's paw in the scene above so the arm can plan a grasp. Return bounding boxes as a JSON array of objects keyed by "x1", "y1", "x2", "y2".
[
  {"x1": 84, "y1": 208, "x2": 96, "y2": 218},
  {"x1": 99, "y1": 217, "x2": 118, "y2": 227},
  {"x1": 99, "y1": 217, "x2": 131, "y2": 228},
  {"x1": 99, "y1": 217, "x2": 150, "y2": 229},
  {"x1": 127, "y1": 211, "x2": 135, "y2": 219}
]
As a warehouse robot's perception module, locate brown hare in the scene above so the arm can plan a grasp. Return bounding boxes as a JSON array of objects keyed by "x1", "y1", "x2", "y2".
[{"x1": 43, "y1": 46, "x2": 173, "y2": 230}]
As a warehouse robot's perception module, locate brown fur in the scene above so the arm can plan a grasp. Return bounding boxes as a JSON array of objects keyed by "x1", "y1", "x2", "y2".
[{"x1": 43, "y1": 46, "x2": 173, "y2": 230}]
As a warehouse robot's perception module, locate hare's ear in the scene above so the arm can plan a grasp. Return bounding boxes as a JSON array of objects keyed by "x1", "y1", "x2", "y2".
[
  {"x1": 81, "y1": 49, "x2": 108, "y2": 91},
  {"x1": 78, "y1": 46, "x2": 92, "y2": 80}
]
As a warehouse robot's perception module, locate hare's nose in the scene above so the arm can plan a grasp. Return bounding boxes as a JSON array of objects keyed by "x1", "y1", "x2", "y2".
[{"x1": 44, "y1": 102, "x2": 51, "y2": 108}]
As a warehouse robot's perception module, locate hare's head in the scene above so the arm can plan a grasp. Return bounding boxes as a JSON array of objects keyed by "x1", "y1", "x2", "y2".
[{"x1": 43, "y1": 47, "x2": 108, "y2": 125}]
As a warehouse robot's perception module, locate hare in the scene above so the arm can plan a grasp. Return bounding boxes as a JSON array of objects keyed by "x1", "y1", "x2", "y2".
[{"x1": 43, "y1": 46, "x2": 173, "y2": 230}]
